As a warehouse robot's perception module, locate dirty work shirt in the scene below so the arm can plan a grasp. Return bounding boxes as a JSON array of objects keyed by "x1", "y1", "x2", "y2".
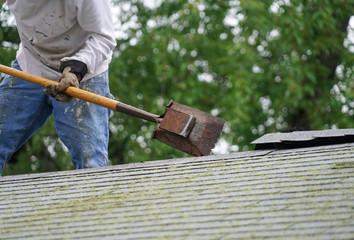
[{"x1": 7, "y1": 0, "x2": 116, "y2": 81}]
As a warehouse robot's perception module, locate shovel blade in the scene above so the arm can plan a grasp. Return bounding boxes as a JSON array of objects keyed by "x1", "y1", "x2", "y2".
[
  {"x1": 158, "y1": 108, "x2": 196, "y2": 138},
  {"x1": 153, "y1": 101, "x2": 226, "y2": 156}
]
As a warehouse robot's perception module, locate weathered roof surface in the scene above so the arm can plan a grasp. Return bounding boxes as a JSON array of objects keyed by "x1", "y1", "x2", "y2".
[{"x1": 1, "y1": 143, "x2": 354, "y2": 239}]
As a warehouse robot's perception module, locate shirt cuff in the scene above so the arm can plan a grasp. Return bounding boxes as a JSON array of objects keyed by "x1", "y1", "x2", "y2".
[{"x1": 60, "y1": 60, "x2": 88, "y2": 81}]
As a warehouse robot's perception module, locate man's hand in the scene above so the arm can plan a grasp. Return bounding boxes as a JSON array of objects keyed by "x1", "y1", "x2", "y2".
[{"x1": 44, "y1": 67, "x2": 79, "y2": 102}]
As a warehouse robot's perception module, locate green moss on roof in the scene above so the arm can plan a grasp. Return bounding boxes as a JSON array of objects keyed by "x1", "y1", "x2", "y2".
[{"x1": 1, "y1": 143, "x2": 354, "y2": 239}]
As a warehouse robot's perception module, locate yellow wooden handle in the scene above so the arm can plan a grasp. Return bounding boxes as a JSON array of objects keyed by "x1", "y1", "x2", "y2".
[
  {"x1": 0, "y1": 64, "x2": 161, "y2": 122},
  {"x1": 0, "y1": 63, "x2": 118, "y2": 110}
]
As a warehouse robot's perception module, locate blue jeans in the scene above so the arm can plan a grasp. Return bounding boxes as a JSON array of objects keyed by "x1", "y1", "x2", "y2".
[{"x1": 0, "y1": 60, "x2": 111, "y2": 175}]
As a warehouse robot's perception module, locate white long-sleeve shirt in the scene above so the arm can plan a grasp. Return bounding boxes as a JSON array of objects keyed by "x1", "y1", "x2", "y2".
[{"x1": 7, "y1": 0, "x2": 117, "y2": 81}]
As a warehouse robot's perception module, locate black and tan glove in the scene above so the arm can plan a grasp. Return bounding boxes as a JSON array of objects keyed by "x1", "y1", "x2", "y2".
[{"x1": 44, "y1": 60, "x2": 87, "y2": 102}]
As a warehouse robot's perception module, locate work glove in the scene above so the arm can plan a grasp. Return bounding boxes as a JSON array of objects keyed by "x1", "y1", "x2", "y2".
[
  {"x1": 44, "y1": 67, "x2": 79, "y2": 102},
  {"x1": 44, "y1": 60, "x2": 87, "y2": 102}
]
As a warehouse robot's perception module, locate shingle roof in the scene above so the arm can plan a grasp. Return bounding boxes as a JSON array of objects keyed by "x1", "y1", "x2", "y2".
[{"x1": 1, "y1": 142, "x2": 353, "y2": 239}]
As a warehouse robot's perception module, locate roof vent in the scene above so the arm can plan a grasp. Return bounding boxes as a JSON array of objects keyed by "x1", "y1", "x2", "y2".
[{"x1": 251, "y1": 129, "x2": 354, "y2": 150}]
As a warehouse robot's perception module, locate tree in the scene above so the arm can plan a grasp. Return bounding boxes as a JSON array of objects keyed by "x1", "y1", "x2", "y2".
[
  {"x1": 1, "y1": 0, "x2": 353, "y2": 175},
  {"x1": 108, "y1": 0, "x2": 353, "y2": 160}
]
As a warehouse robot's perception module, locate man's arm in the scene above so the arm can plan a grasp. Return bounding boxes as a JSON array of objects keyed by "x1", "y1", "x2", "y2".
[
  {"x1": 60, "y1": 0, "x2": 117, "y2": 76},
  {"x1": 45, "y1": 0, "x2": 116, "y2": 102}
]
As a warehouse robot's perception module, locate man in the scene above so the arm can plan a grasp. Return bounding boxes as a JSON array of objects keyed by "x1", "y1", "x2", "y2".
[{"x1": 0, "y1": 0, "x2": 117, "y2": 175}]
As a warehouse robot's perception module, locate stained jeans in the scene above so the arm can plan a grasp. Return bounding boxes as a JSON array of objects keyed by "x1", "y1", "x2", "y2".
[{"x1": 0, "y1": 60, "x2": 111, "y2": 175}]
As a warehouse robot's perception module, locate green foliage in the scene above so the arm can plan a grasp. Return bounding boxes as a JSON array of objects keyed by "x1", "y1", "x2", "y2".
[
  {"x1": 1, "y1": 0, "x2": 353, "y2": 175},
  {"x1": 108, "y1": 0, "x2": 353, "y2": 158}
]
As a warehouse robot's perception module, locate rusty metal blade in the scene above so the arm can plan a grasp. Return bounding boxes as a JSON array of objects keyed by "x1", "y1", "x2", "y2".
[
  {"x1": 153, "y1": 101, "x2": 226, "y2": 156},
  {"x1": 158, "y1": 108, "x2": 196, "y2": 138}
]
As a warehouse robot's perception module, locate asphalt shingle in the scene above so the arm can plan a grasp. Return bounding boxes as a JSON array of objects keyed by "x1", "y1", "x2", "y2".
[{"x1": 1, "y1": 142, "x2": 353, "y2": 239}]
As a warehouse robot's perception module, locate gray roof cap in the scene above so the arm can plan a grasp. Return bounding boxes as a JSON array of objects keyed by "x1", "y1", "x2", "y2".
[{"x1": 252, "y1": 128, "x2": 354, "y2": 150}]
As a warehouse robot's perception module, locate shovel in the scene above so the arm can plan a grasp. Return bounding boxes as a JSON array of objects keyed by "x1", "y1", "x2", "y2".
[{"x1": 0, "y1": 64, "x2": 226, "y2": 156}]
